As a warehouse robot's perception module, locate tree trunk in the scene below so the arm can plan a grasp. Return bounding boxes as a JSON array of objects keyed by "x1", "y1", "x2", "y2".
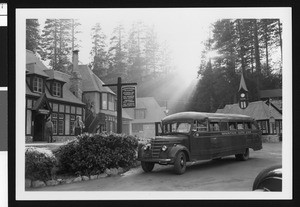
[
  {"x1": 278, "y1": 19, "x2": 283, "y2": 73},
  {"x1": 263, "y1": 22, "x2": 269, "y2": 73},
  {"x1": 237, "y1": 19, "x2": 246, "y2": 75},
  {"x1": 54, "y1": 20, "x2": 57, "y2": 70},
  {"x1": 253, "y1": 19, "x2": 261, "y2": 90}
]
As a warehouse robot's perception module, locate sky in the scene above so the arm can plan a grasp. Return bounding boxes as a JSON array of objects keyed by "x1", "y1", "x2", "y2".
[
  {"x1": 38, "y1": 8, "x2": 219, "y2": 84},
  {"x1": 34, "y1": 8, "x2": 291, "y2": 84}
]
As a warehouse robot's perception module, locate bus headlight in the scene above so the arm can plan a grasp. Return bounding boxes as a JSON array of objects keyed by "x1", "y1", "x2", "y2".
[
  {"x1": 161, "y1": 145, "x2": 168, "y2": 151},
  {"x1": 143, "y1": 143, "x2": 151, "y2": 150}
]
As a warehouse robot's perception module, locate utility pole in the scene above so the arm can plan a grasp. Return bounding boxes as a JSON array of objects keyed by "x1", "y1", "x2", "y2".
[{"x1": 103, "y1": 77, "x2": 137, "y2": 133}]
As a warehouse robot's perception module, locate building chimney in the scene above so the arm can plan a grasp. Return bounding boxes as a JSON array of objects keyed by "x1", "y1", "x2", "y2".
[
  {"x1": 70, "y1": 50, "x2": 83, "y2": 100},
  {"x1": 72, "y1": 50, "x2": 79, "y2": 72}
]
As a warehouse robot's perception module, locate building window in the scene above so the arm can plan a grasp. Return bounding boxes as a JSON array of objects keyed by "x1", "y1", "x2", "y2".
[
  {"x1": 70, "y1": 115, "x2": 76, "y2": 135},
  {"x1": 58, "y1": 120, "x2": 64, "y2": 135},
  {"x1": 52, "y1": 82, "x2": 61, "y2": 97},
  {"x1": 59, "y1": 104, "x2": 64, "y2": 112},
  {"x1": 108, "y1": 94, "x2": 115, "y2": 111},
  {"x1": 71, "y1": 106, "x2": 76, "y2": 114},
  {"x1": 76, "y1": 107, "x2": 82, "y2": 115},
  {"x1": 52, "y1": 113, "x2": 58, "y2": 135},
  {"x1": 33, "y1": 77, "x2": 43, "y2": 93},
  {"x1": 240, "y1": 101, "x2": 247, "y2": 109},
  {"x1": 53, "y1": 103, "x2": 58, "y2": 112},
  {"x1": 26, "y1": 110, "x2": 32, "y2": 134},
  {"x1": 52, "y1": 119, "x2": 58, "y2": 135},
  {"x1": 132, "y1": 123, "x2": 144, "y2": 133},
  {"x1": 65, "y1": 105, "x2": 70, "y2": 113},
  {"x1": 258, "y1": 120, "x2": 268, "y2": 134},
  {"x1": 102, "y1": 93, "x2": 108, "y2": 110},
  {"x1": 275, "y1": 120, "x2": 282, "y2": 134},
  {"x1": 134, "y1": 109, "x2": 146, "y2": 119},
  {"x1": 65, "y1": 114, "x2": 70, "y2": 135}
]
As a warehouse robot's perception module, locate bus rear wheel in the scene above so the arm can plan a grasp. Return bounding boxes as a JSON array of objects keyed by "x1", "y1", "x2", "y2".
[
  {"x1": 174, "y1": 151, "x2": 186, "y2": 174},
  {"x1": 235, "y1": 148, "x2": 249, "y2": 161},
  {"x1": 141, "y1": 161, "x2": 155, "y2": 172}
]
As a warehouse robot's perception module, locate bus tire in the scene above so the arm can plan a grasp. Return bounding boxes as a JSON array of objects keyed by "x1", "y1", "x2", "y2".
[
  {"x1": 174, "y1": 151, "x2": 186, "y2": 175},
  {"x1": 141, "y1": 161, "x2": 155, "y2": 172},
  {"x1": 235, "y1": 148, "x2": 249, "y2": 161}
]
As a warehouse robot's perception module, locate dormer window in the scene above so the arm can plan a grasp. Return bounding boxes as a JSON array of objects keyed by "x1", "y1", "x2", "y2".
[
  {"x1": 52, "y1": 82, "x2": 61, "y2": 97},
  {"x1": 33, "y1": 77, "x2": 43, "y2": 93}
]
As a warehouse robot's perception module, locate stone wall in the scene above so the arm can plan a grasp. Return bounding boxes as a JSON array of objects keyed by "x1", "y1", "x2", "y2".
[{"x1": 262, "y1": 134, "x2": 281, "y2": 143}]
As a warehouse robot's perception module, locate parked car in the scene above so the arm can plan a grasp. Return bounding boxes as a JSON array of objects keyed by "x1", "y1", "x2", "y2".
[{"x1": 252, "y1": 165, "x2": 282, "y2": 191}]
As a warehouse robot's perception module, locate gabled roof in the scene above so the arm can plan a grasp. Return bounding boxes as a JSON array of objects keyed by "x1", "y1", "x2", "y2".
[
  {"x1": 26, "y1": 50, "x2": 49, "y2": 77},
  {"x1": 124, "y1": 97, "x2": 166, "y2": 123},
  {"x1": 260, "y1": 89, "x2": 282, "y2": 98},
  {"x1": 44, "y1": 69, "x2": 66, "y2": 83},
  {"x1": 26, "y1": 50, "x2": 84, "y2": 105},
  {"x1": 238, "y1": 73, "x2": 248, "y2": 92},
  {"x1": 78, "y1": 65, "x2": 115, "y2": 94},
  {"x1": 216, "y1": 101, "x2": 282, "y2": 120}
]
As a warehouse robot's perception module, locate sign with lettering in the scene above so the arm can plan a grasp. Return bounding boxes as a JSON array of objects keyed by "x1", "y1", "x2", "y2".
[
  {"x1": 122, "y1": 86, "x2": 136, "y2": 108},
  {"x1": 38, "y1": 109, "x2": 50, "y2": 114}
]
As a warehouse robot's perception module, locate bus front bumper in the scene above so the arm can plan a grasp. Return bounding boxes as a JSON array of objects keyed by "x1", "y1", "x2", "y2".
[{"x1": 137, "y1": 158, "x2": 174, "y2": 165}]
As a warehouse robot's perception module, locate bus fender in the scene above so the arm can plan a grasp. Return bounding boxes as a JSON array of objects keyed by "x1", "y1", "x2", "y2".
[{"x1": 168, "y1": 145, "x2": 190, "y2": 161}]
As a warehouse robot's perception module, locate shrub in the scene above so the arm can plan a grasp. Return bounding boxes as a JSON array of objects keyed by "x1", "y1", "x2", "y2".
[
  {"x1": 55, "y1": 133, "x2": 139, "y2": 176},
  {"x1": 25, "y1": 147, "x2": 58, "y2": 181}
]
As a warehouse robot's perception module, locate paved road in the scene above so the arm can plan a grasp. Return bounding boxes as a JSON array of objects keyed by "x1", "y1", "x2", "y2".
[{"x1": 30, "y1": 142, "x2": 281, "y2": 191}]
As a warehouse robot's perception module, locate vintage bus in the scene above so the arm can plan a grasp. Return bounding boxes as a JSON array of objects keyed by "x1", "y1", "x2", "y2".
[{"x1": 137, "y1": 112, "x2": 262, "y2": 174}]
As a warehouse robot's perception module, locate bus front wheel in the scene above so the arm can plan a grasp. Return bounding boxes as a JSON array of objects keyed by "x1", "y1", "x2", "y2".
[
  {"x1": 174, "y1": 151, "x2": 187, "y2": 174},
  {"x1": 141, "y1": 161, "x2": 155, "y2": 172},
  {"x1": 235, "y1": 148, "x2": 249, "y2": 161}
]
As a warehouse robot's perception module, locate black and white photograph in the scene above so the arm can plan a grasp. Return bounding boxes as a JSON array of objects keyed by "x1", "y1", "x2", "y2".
[{"x1": 15, "y1": 7, "x2": 292, "y2": 200}]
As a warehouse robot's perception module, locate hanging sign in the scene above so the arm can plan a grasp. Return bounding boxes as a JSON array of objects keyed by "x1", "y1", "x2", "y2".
[
  {"x1": 122, "y1": 86, "x2": 136, "y2": 108},
  {"x1": 38, "y1": 109, "x2": 49, "y2": 114}
]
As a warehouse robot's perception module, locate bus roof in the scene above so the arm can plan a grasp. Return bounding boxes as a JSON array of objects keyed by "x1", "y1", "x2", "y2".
[{"x1": 162, "y1": 111, "x2": 254, "y2": 122}]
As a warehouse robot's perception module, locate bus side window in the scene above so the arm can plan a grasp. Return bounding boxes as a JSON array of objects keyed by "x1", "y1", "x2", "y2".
[
  {"x1": 237, "y1": 122, "x2": 244, "y2": 130},
  {"x1": 195, "y1": 120, "x2": 208, "y2": 132},
  {"x1": 219, "y1": 122, "x2": 228, "y2": 131},
  {"x1": 251, "y1": 123, "x2": 257, "y2": 130},
  {"x1": 229, "y1": 122, "x2": 236, "y2": 130},
  {"x1": 209, "y1": 122, "x2": 220, "y2": 131},
  {"x1": 244, "y1": 122, "x2": 251, "y2": 130}
]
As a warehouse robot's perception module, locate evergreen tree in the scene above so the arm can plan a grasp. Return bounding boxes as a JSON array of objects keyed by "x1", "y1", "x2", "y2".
[
  {"x1": 126, "y1": 22, "x2": 146, "y2": 83},
  {"x1": 26, "y1": 19, "x2": 41, "y2": 53},
  {"x1": 90, "y1": 23, "x2": 108, "y2": 78},
  {"x1": 40, "y1": 19, "x2": 75, "y2": 73},
  {"x1": 107, "y1": 24, "x2": 127, "y2": 79}
]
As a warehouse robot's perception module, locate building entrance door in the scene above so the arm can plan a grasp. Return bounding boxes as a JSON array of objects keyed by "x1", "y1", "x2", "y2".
[{"x1": 33, "y1": 113, "x2": 46, "y2": 142}]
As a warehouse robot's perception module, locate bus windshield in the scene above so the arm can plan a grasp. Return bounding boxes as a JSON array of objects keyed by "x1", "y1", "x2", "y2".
[{"x1": 162, "y1": 122, "x2": 191, "y2": 134}]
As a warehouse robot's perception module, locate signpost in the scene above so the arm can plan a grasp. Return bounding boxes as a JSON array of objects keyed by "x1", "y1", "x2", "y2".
[
  {"x1": 103, "y1": 77, "x2": 137, "y2": 133},
  {"x1": 122, "y1": 86, "x2": 136, "y2": 108}
]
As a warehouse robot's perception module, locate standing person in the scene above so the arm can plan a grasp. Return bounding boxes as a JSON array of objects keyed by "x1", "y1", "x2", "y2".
[
  {"x1": 45, "y1": 117, "x2": 54, "y2": 143},
  {"x1": 74, "y1": 116, "x2": 84, "y2": 136}
]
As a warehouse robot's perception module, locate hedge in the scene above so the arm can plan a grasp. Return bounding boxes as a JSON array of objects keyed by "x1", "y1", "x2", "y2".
[
  {"x1": 25, "y1": 147, "x2": 58, "y2": 181},
  {"x1": 54, "y1": 133, "x2": 139, "y2": 176}
]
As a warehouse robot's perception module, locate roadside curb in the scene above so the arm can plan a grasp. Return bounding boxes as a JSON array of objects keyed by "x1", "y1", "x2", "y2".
[{"x1": 25, "y1": 167, "x2": 126, "y2": 189}]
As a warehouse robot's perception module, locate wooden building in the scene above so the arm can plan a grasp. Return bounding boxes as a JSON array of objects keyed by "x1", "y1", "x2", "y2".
[
  {"x1": 25, "y1": 50, "x2": 131, "y2": 142},
  {"x1": 216, "y1": 73, "x2": 282, "y2": 136}
]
